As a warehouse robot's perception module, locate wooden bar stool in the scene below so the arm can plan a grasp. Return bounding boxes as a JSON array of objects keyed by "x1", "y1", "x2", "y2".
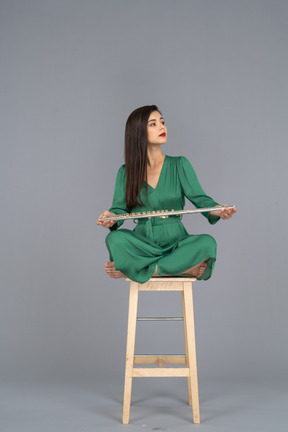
[{"x1": 122, "y1": 277, "x2": 200, "y2": 424}]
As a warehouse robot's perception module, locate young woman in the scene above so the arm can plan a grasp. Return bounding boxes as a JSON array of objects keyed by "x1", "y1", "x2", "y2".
[{"x1": 97, "y1": 105, "x2": 236, "y2": 284}]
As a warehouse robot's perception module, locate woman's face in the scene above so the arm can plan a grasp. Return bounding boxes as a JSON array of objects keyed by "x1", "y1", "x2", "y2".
[{"x1": 147, "y1": 111, "x2": 167, "y2": 145}]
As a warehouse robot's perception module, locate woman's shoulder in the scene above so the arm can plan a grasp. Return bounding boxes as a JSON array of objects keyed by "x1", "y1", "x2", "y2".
[
  {"x1": 166, "y1": 155, "x2": 196, "y2": 176},
  {"x1": 117, "y1": 164, "x2": 126, "y2": 173},
  {"x1": 114, "y1": 164, "x2": 126, "y2": 181},
  {"x1": 166, "y1": 155, "x2": 191, "y2": 165}
]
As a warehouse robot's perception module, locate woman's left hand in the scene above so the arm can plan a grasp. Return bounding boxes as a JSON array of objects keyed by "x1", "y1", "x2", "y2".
[{"x1": 210, "y1": 205, "x2": 237, "y2": 220}]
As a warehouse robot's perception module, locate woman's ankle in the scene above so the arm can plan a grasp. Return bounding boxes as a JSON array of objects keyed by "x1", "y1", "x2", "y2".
[{"x1": 152, "y1": 264, "x2": 159, "y2": 277}]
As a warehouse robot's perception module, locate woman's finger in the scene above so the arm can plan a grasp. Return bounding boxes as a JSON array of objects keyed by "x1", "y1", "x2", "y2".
[{"x1": 97, "y1": 210, "x2": 116, "y2": 227}]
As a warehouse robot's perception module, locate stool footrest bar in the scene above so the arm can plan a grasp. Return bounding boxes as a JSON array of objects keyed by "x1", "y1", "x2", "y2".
[
  {"x1": 132, "y1": 367, "x2": 189, "y2": 377},
  {"x1": 134, "y1": 355, "x2": 186, "y2": 364},
  {"x1": 137, "y1": 317, "x2": 183, "y2": 321},
  {"x1": 134, "y1": 354, "x2": 186, "y2": 356}
]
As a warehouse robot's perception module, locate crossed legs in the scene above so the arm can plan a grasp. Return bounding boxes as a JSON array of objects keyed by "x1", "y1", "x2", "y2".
[
  {"x1": 105, "y1": 260, "x2": 209, "y2": 279},
  {"x1": 105, "y1": 229, "x2": 216, "y2": 281}
]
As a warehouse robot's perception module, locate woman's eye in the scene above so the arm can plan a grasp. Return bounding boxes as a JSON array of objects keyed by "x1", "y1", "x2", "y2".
[
  {"x1": 150, "y1": 123, "x2": 156, "y2": 127},
  {"x1": 162, "y1": 121, "x2": 165, "y2": 125}
]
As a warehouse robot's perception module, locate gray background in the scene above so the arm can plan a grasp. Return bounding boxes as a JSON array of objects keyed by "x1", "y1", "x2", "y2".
[{"x1": 1, "y1": 0, "x2": 287, "y2": 431}]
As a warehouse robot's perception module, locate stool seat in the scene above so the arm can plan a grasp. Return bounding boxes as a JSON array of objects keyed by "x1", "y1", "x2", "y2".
[
  {"x1": 122, "y1": 277, "x2": 200, "y2": 424},
  {"x1": 127, "y1": 277, "x2": 197, "y2": 281}
]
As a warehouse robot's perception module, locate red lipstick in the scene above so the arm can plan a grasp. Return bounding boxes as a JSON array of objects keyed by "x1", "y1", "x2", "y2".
[{"x1": 159, "y1": 133, "x2": 166, "y2": 137}]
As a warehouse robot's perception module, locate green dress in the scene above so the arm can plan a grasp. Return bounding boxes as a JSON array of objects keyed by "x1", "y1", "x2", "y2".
[{"x1": 105, "y1": 155, "x2": 220, "y2": 284}]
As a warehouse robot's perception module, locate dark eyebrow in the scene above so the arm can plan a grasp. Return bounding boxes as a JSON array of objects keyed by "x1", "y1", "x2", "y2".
[{"x1": 148, "y1": 117, "x2": 164, "y2": 123}]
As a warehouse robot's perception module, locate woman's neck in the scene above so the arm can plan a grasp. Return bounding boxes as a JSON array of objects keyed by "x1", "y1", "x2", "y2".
[{"x1": 147, "y1": 145, "x2": 165, "y2": 168}]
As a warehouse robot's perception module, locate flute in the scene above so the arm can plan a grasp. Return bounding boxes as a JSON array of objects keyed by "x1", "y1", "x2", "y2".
[{"x1": 99, "y1": 205, "x2": 236, "y2": 221}]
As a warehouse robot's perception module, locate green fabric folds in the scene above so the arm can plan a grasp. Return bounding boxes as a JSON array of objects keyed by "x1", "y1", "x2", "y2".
[{"x1": 105, "y1": 155, "x2": 220, "y2": 284}]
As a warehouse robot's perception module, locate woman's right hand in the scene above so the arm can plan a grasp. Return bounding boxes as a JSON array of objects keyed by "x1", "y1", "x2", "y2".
[{"x1": 97, "y1": 211, "x2": 117, "y2": 228}]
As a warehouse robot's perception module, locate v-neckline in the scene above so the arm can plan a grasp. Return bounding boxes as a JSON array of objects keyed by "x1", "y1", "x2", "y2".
[{"x1": 145, "y1": 155, "x2": 167, "y2": 191}]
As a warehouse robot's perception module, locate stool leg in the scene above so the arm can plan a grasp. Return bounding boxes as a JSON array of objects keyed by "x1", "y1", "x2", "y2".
[
  {"x1": 183, "y1": 282, "x2": 200, "y2": 424},
  {"x1": 182, "y1": 290, "x2": 192, "y2": 406},
  {"x1": 122, "y1": 282, "x2": 139, "y2": 424}
]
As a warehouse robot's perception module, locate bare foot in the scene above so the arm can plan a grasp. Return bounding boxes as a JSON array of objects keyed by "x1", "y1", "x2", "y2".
[
  {"x1": 105, "y1": 262, "x2": 126, "y2": 279},
  {"x1": 152, "y1": 261, "x2": 208, "y2": 278},
  {"x1": 181, "y1": 260, "x2": 208, "y2": 278}
]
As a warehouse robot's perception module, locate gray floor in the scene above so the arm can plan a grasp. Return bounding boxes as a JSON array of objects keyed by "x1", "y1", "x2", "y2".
[{"x1": 1, "y1": 377, "x2": 287, "y2": 432}]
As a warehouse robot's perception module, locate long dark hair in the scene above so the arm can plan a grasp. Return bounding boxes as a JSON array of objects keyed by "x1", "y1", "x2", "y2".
[{"x1": 124, "y1": 105, "x2": 161, "y2": 210}]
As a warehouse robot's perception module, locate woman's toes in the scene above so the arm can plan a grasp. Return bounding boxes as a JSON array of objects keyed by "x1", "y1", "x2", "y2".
[
  {"x1": 198, "y1": 264, "x2": 207, "y2": 277},
  {"x1": 104, "y1": 264, "x2": 125, "y2": 278},
  {"x1": 105, "y1": 262, "x2": 116, "y2": 273}
]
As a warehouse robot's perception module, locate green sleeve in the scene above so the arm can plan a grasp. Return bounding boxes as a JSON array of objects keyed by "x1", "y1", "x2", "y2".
[
  {"x1": 108, "y1": 165, "x2": 129, "y2": 231},
  {"x1": 177, "y1": 156, "x2": 220, "y2": 224}
]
